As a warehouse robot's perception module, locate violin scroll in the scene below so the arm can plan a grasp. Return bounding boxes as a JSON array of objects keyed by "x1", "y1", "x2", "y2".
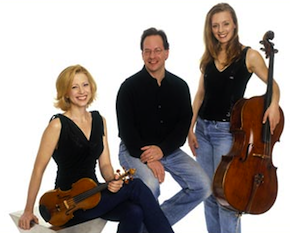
[{"x1": 117, "y1": 167, "x2": 136, "y2": 184}]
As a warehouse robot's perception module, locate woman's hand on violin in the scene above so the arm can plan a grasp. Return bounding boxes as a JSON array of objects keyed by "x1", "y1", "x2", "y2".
[
  {"x1": 188, "y1": 131, "x2": 199, "y2": 156},
  {"x1": 18, "y1": 211, "x2": 38, "y2": 230},
  {"x1": 263, "y1": 104, "x2": 280, "y2": 134},
  {"x1": 108, "y1": 174, "x2": 124, "y2": 193}
]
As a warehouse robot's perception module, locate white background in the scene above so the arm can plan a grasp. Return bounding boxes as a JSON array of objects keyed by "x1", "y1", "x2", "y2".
[{"x1": 1, "y1": 0, "x2": 288, "y2": 232}]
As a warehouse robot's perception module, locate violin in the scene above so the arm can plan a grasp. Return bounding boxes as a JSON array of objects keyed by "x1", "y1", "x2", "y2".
[
  {"x1": 39, "y1": 168, "x2": 136, "y2": 226},
  {"x1": 212, "y1": 31, "x2": 284, "y2": 214}
]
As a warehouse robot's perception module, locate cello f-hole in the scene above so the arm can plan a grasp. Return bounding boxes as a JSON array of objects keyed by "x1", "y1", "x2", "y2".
[{"x1": 239, "y1": 143, "x2": 253, "y2": 162}]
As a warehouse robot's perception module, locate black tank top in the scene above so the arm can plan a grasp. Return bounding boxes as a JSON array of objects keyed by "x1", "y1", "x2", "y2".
[
  {"x1": 198, "y1": 47, "x2": 253, "y2": 121},
  {"x1": 51, "y1": 111, "x2": 104, "y2": 190}
]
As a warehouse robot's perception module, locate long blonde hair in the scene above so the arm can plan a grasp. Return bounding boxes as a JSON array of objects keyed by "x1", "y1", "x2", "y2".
[
  {"x1": 54, "y1": 65, "x2": 97, "y2": 111},
  {"x1": 200, "y1": 3, "x2": 242, "y2": 73}
]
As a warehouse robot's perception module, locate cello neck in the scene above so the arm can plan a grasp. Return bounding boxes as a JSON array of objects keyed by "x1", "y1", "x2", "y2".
[
  {"x1": 264, "y1": 46, "x2": 274, "y2": 110},
  {"x1": 260, "y1": 31, "x2": 278, "y2": 143}
]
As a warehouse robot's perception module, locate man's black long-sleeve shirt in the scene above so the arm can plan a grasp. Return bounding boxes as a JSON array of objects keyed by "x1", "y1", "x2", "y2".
[{"x1": 116, "y1": 66, "x2": 193, "y2": 158}]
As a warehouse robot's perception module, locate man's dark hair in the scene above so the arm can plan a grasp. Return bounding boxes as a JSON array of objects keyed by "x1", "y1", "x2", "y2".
[{"x1": 140, "y1": 27, "x2": 170, "y2": 50}]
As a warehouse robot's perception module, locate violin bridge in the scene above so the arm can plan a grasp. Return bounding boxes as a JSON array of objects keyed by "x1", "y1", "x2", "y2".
[{"x1": 64, "y1": 200, "x2": 70, "y2": 209}]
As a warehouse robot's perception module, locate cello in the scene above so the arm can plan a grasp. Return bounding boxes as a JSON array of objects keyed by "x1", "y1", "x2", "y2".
[{"x1": 212, "y1": 31, "x2": 284, "y2": 214}]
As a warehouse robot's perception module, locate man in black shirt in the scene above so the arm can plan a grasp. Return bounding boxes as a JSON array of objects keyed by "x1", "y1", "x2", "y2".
[{"x1": 116, "y1": 27, "x2": 211, "y2": 227}]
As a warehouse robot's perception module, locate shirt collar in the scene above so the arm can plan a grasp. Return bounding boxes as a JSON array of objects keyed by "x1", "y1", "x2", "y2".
[{"x1": 141, "y1": 66, "x2": 170, "y2": 85}]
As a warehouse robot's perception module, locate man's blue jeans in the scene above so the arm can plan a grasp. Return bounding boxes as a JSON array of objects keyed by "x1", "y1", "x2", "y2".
[
  {"x1": 195, "y1": 117, "x2": 241, "y2": 233},
  {"x1": 119, "y1": 141, "x2": 211, "y2": 226}
]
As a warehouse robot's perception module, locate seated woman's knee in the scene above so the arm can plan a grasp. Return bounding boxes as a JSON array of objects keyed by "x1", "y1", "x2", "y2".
[{"x1": 124, "y1": 204, "x2": 144, "y2": 221}]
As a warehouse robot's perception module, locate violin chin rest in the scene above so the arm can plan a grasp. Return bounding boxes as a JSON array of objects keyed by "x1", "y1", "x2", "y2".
[{"x1": 39, "y1": 205, "x2": 51, "y2": 222}]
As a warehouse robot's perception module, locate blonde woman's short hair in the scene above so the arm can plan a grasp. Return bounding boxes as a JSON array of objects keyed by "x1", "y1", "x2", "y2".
[{"x1": 54, "y1": 65, "x2": 97, "y2": 111}]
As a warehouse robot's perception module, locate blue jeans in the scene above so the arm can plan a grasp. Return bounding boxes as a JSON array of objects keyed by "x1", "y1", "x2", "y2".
[
  {"x1": 66, "y1": 179, "x2": 174, "y2": 233},
  {"x1": 119, "y1": 141, "x2": 211, "y2": 226},
  {"x1": 195, "y1": 117, "x2": 241, "y2": 233}
]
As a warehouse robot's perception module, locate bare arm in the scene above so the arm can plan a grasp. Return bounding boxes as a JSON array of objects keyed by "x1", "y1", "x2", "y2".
[
  {"x1": 247, "y1": 48, "x2": 281, "y2": 133},
  {"x1": 98, "y1": 117, "x2": 123, "y2": 192},
  {"x1": 188, "y1": 73, "x2": 205, "y2": 156},
  {"x1": 18, "y1": 118, "x2": 61, "y2": 230}
]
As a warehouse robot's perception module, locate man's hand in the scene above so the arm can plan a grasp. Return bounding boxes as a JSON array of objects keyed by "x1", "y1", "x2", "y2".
[
  {"x1": 140, "y1": 145, "x2": 163, "y2": 163},
  {"x1": 147, "y1": 160, "x2": 165, "y2": 183},
  {"x1": 140, "y1": 145, "x2": 165, "y2": 183}
]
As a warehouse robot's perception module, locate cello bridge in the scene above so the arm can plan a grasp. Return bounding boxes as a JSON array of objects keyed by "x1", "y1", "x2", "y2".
[{"x1": 252, "y1": 153, "x2": 270, "y2": 159}]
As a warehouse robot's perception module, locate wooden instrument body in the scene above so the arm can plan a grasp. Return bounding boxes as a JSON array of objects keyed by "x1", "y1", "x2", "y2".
[
  {"x1": 39, "y1": 168, "x2": 136, "y2": 226},
  {"x1": 39, "y1": 178, "x2": 102, "y2": 226},
  {"x1": 213, "y1": 95, "x2": 284, "y2": 214}
]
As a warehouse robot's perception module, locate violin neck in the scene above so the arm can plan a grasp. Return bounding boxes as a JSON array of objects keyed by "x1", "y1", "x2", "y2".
[
  {"x1": 73, "y1": 169, "x2": 133, "y2": 204},
  {"x1": 73, "y1": 182, "x2": 108, "y2": 204}
]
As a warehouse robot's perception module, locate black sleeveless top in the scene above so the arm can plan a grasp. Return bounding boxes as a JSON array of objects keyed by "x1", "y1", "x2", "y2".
[
  {"x1": 51, "y1": 111, "x2": 104, "y2": 190},
  {"x1": 198, "y1": 47, "x2": 253, "y2": 121}
]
